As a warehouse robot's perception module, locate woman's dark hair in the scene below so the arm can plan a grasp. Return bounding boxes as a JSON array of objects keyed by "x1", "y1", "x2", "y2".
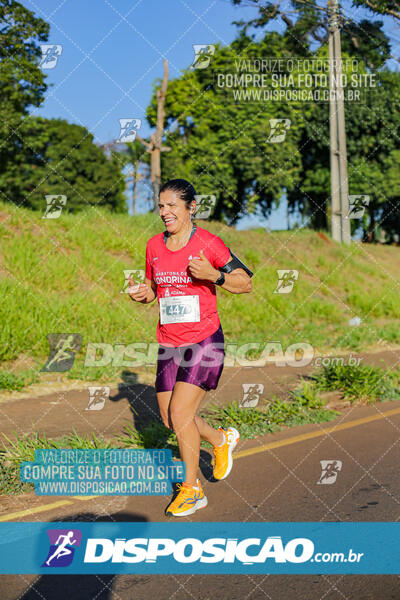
[{"x1": 159, "y1": 179, "x2": 196, "y2": 209}]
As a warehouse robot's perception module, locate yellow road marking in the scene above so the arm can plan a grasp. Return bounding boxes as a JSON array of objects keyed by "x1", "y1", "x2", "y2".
[
  {"x1": 71, "y1": 495, "x2": 98, "y2": 500},
  {"x1": 234, "y1": 406, "x2": 400, "y2": 459},
  {"x1": 0, "y1": 500, "x2": 73, "y2": 521},
  {"x1": 0, "y1": 495, "x2": 99, "y2": 522},
  {"x1": 1, "y1": 406, "x2": 400, "y2": 521}
]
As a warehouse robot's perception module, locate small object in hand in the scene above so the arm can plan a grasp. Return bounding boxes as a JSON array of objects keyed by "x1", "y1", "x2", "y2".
[{"x1": 128, "y1": 278, "x2": 140, "y2": 294}]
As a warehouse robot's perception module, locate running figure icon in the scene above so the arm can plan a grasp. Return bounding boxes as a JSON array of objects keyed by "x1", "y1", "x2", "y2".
[
  {"x1": 45, "y1": 531, "x2": 77, "y2": 566},
  {"x1": 41, "y1": 333, "x2": 82, "y2": 372}
]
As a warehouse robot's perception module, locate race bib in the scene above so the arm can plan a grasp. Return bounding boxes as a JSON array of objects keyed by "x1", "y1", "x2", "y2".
[{"x1": 159, "y1": 295, "x2": 200, "y2": 325}]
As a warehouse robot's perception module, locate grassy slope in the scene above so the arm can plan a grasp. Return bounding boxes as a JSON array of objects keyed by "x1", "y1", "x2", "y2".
[{"x1": 1, "y1": 201, "x2": 399, "y2": 380}]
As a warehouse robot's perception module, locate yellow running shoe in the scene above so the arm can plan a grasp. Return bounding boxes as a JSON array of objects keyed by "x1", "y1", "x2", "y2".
[
  {"x1": 212, "y1": 426, "x2": 240, "y2": 480},
  {"x1": 165, "y1": 479, "x2": 208, "y2": 517}
]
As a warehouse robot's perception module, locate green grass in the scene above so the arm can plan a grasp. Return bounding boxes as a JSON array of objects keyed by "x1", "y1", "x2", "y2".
[
  {"x1": 312, "y1": 362, "x2": 400, "y2": 403},
  {"x1": 0, "y1": 429, "x2": 114, "y2": 494},
  {"x1": 0, "y1": 369, "x2": 39, "y2": 391},
  {"x1": 203, "y1": 380, "x2": 337, "y2": 439},
  {"x1": 115, "y1": 421, "x2": 176, "y2": 450},
  {"x1": 1, "y1": 201, "x2": 400, "y2": 387}
]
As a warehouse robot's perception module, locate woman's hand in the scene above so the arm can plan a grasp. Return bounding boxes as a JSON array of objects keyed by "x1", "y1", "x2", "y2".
[
  {"x1": 188, "y1": 249, "x2": 219, "y2": 282},
  {"x1": 128, "y1": 278, "x2": 151, "y2": 303}
]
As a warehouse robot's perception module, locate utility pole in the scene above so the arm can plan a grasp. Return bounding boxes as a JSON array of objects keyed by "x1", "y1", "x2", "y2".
[
  {"x1": 328, "y1": 0, "x2": 351, "y2": 244},
  {"x1": 138, "y1": 59, "x2": 171, "y2": 211}
]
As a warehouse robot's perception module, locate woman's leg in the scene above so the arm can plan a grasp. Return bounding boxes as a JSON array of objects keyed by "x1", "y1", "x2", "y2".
[
  {"x1": 168, "y1": 381, "x2": 210, "y2": 486},
  {"x1": 171, "y1": 326, "x2": 225, "y2": 449},
  {"x1": 158, "y1": 384, "x2": 223, "y2": 440},
  {"x1": 155, "y1": 344, "x2": 178, "y2": 429},
  {"x1": 194, "y1": 415, "x2": 224, "y2": 446},
  {"x1": 157, "y1": 390, "x2": 223, "y2": 447},
  {"x1": 157, "y1": 391, "x2": 173, "y2": 429}
]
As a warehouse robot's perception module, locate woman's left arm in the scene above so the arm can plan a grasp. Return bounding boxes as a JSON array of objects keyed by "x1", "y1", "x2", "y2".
[
  {"x1": 188, "y1": 251, "x2": 252, "y2": 294},
  {"x1": 214, "y1": 267, "x2": 252, "y2": 294}
]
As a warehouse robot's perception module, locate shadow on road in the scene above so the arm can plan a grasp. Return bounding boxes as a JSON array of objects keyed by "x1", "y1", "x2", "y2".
[
  {"x1": 109, "y1": 370, "x2": 162, "y2": 431},
  {"x1": 17, "y1": 511, "x2": 149, "y2": 600}
]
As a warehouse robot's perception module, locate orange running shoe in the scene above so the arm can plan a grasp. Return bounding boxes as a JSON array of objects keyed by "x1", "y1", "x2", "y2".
[
  {"x1": 165, "y1": 479, "x2": 208, "y2": 517},
  {"x1": 212, "y1": 426, "x2": 240, "y2": 480}
]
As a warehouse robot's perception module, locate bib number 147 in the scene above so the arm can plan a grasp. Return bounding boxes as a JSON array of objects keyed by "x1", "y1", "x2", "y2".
[
  {"x1": 159, "y1": 294, "x2": 200, "y2": 324},
  {"x1": 166, "y1": 304, "x2": 192, "y2": 316}
]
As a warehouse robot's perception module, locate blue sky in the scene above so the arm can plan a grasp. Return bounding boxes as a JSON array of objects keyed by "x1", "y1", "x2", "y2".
[
  {"x1": 27, "y1": 0, "x2": 397, "y2": 227},
  {"x1": 31, "y1": 0, "x2": 258, "y2": 143}
]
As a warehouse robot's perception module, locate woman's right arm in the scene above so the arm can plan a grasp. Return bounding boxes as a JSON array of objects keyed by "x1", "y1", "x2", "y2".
[{"x1": 128, "y1": 276, "x2": 157, "y2": 304}]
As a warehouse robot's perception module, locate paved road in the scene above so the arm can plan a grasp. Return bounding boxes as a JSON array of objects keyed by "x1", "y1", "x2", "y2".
[{"x1": 1, "y1": 400, "x2": 399, "y2": 599}]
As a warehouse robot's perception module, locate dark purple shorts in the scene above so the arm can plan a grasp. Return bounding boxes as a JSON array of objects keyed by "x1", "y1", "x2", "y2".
[{"x1": 155, "y1": 325, "x2": 225, "y2": 393}]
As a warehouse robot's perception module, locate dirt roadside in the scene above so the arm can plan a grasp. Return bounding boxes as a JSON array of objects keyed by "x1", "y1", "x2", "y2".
[{"x1": 0, "y1": 347, "x2": 399, "y2": 441}]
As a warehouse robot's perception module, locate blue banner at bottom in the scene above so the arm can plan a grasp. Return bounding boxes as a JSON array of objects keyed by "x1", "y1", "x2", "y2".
[{"x1": 0, "y1": 522, "x2": 398, "y2": 574}]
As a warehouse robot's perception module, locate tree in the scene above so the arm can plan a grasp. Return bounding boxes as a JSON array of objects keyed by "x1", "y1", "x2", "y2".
[
  {"x1": 145, "y1": 10, "x2": 399, "y2": 235},
  {"x1": 121, "y1": 139, "x2": 151, "y2": 214},
  {"x1": 231, "y1": 0, "x2": 399, "y2": 238},
  {"x1": 0, "y1": 117, "x2": 127, "y2": 212},
  {"x1": 287, "y1": 67, "x2": 400, "y2": 236},
  {"x1": 346, "y1": 70, "x2": 400, "y2": 241},
  {"x1": 0, "y1": 0, "x2": 49, "y2": 171},
  {"x1": 353, "y1": 0, "x2": 400, "y2": 22},
  {"x1": 146, "y1": 34, "x2": 304, "y2": 224},
  {"x1": 231, "y1": 0, "x2": 394, "y2": 61}
]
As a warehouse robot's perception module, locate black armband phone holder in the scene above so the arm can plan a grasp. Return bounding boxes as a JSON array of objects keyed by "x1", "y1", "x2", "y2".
[{"x1": 219, "y1": 249, "x2": 253, "y2": 278}]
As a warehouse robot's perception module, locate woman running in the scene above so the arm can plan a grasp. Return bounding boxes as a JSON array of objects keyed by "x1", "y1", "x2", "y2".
[{"x1": 129, "y1": 179, "x2": 253, "y2": 516}]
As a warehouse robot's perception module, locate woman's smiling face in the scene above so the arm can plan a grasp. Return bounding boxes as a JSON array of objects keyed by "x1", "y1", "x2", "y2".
[{"x1": 158, "y1": 190, "x2": 194, "y2": 233}]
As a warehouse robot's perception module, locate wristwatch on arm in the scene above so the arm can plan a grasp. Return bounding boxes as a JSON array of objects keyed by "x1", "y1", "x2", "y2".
[{"x1": 214, "y1": 271, "x2": 225, "y2": 286}]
